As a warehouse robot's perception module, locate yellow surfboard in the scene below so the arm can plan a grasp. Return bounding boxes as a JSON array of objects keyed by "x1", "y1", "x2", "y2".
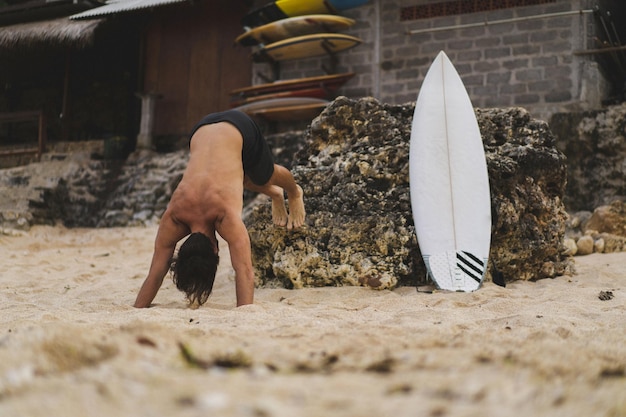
[
  {"x1": 253, "y1": 33, "x2": 361, "y2": 62},
  {"x1": 242, "y1": 0, "x2": 368, "y2": 28},
  {"x1": 277, "y1": 0, "x2": 331, "y2": 16},
  {"x1": 236, "y1": 14, "x2": 355, "y2": 47}
]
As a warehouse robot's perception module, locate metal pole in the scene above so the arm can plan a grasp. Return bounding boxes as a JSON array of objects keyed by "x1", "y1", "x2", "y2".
[
  {"x1": 406, "y1": 9, "x2": 595, "y2": 35},
  {"x1": 373, "y1": 0, "x2": 381, "y2": 99},
  {"x1": 574, "y1": 44, "x2": 626, "y2": 56}
]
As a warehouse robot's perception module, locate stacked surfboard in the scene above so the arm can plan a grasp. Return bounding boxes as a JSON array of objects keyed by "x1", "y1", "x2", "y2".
[{"x1": 231, "y1": 0, "x2": 368, "y2": 121}]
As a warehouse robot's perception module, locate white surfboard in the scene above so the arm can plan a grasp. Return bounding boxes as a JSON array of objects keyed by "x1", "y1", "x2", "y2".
[{"x1": 409, "y1": 51, "x2": 491, "y2": 292}]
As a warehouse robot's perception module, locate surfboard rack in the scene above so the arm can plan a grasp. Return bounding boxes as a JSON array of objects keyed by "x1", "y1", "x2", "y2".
[
  {"x1": 253, "y1": 50, "x2": 282, "y2": 80},
  {"x1": 254, "y1": 41, "x2": 340, "y2": 81},
  {"x1": 254, "y1": 52, "x2": 338, "y2": 82},
  {"x1": 320, "y1": 39, "x2": 339, "y2": 74},
  {"x1": 255, "y1": 71, "x2": 275, "y2": 84}
]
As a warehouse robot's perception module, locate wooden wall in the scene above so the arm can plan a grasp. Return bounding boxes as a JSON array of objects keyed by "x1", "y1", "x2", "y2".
[{"x1": 143, "y1": 0, "x2": 251, "y2": 138}]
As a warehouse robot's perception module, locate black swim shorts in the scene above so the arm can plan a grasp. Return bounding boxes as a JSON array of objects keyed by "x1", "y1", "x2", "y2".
[{"x1": 189, "y1": 110, "x2": 274, "y2": 186}]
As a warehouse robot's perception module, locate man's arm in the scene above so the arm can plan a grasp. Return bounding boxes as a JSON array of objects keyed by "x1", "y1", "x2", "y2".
[
  {"x1": 217, "y1": 216, "x2": 255, "y2": 306},
  {"x1": 134, "y1": 214, "x2": 187, "y2": 308}
]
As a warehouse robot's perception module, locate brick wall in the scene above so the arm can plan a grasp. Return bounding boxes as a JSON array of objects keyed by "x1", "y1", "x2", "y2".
[{"x1": 249, "y1": 0, "x2": 611, "y2": 122}]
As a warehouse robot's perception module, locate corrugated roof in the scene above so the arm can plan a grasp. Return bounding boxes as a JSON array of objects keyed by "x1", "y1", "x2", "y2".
[
  {"x1": 0, "y1": 17, "x2": 102, "y2": 48},
  {"x1": 69, "y1": 0, "x2": 189, "y2": 20}
]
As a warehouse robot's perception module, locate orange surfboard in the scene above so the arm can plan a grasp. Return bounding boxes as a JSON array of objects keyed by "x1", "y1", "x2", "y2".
[
  {"x1": 230, "y1": 72, "x2": 355, "y2": 99},
  {"x1": 251, "y1": 103, "x2": 327, "y2": 121},
  {"x1": 230, "y1": 87, "x2": 332, "y2": 108},
  {"x1": 235, "y1": 97, "x2": 329, "y2": 121}
]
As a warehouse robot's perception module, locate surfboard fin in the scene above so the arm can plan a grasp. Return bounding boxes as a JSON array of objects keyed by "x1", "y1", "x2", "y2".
[
  {"x1": 424, "y1": 251, "x2": 486, "y2": 292},
  {"x1": 491, "y1": 265, "x2": 506, "y2": 287}
]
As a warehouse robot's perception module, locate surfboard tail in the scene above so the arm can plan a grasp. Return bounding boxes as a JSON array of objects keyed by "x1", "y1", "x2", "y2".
[{"x1": 423, "y1": 251, "x2": 487, "y2": 292}]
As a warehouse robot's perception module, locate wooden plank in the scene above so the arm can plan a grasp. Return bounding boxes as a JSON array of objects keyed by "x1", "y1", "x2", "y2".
[
  {"x1": 0, "y1": 148, "x2": 39, "y2": 157},
  {"x1": 0, "y1": 110, "x2": 41, "y2": 121},
  {"x1": 143, "y1": 19, "x2": 163, "y2": 94},
  {"x1": 155, "y1": 9, "x2": 191, "y2": 136},
  {"x1": 0, "y1": 110, "x2": 46, "y2": 160},
  {"x1": 145, "y1": 1, "x2": 252, "y2": 137},
  {"x1": 248, "y1": 102, "x2": 327, "y2": 121},
  {"x1": 216, "y1": 2, "x2": 252, "y2": 111},
  {"x1": 186, "y1": 2, "x2": 218, "y2": 129}
]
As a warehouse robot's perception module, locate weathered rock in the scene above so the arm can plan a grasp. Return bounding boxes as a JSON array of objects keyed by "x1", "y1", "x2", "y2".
[
  {"x1": 245, "y1": 97, "x2": 572, "y2": 289},
  {"x1": 576, "y1": 235, "x2": 594, "y2": 256},
  {"x1": 0, "y1": 153, "x2": 111, "y2": 229},
  {"x1": 563, "y1": 238, "x2": 578, "y2": 256},
  {"x1": 583, "y1": 200, "x2": 626, "y2": 237},
  {"x1": 593, "y1": 232, "x2": 626, "y2": 252},
  {"x1": 248, "y1": 97, "x2": 416, "y2": 289},
  {"x1": 551, "y1": 104, "x2": 626, "y2": 210},
  {"x1": 594, "y1": 238, "x2": 605, "y2": 254},
  {"x1": 95, "y1": 150, "x2": 187, "y2": 227},
  {"x1": 0, "y1": 130, "x2": 304, "y2": 231},
  {"x1": 564, "y1": 201, "x2": 626, "y2": 255},
  {"x1": 565, "y1": 210, "x2": 592, "y2": 240}
]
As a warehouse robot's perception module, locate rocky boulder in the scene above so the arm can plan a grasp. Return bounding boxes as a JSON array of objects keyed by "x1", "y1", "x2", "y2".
[
  {"x1": 565, "y1": 200, "x2": 626, "y2": 255},
  {"x1": 550, "y1": 103, "x2": 626, "y2": 211},
  {"x1": 0, "y1": 129, "x2": 304, "y2": 232},
  {"x1": 0, "y1": 150, "x2": 111, "y2": 230},
  {"x1": 95, "y1": 150, "x2": 187, "y2": 227},
  {"x1": 245, "y1": 97, "x2": 573, "y2": 289}
]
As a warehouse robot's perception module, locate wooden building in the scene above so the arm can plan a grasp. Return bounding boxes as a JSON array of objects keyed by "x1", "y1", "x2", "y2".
[{"x1": 0, "y1": 0, "x2": 252, "y2": 154}]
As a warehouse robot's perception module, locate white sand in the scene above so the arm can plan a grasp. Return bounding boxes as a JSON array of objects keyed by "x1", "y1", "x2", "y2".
[{"x1": 0, "y1": 225, "x2": 624, "y2": 417}]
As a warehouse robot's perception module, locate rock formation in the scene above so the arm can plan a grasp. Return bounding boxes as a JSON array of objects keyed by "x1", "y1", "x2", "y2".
[
  {"x1": 0, "y1": 129, "x2": 305, "y2": 232},
  {"x1": 5, "y1": 97, "x2": 626, "y2": 289},
  {"x1": 565, "y1": 200, "x2": 626, "y2": 255},
  {"x1": 245, "y1": 97, "x2": 573, "y2": 289},
  {"x1": 552, "y1": 101, "x2": 626, "y2": 256},
  {"x1": 551, "y1": 103, "x2": 626, "y2": 211},
  {"x1": 95, "y1": 150, "x2": 187, "y2": 227},
  {"x1": 0, "y1": 149, "x2": 110, "y2": 230}
]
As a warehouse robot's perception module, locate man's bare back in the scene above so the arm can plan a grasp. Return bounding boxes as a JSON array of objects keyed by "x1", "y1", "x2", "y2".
[
  {"x1": 171, "y1": 122, "x2": 246, "y2": 234},
  {"x1": 176, "y1": 121, "x2": 305, "y2": 230},
  {"x1": 133, "y1": 112, "x2": 305, "y2": 308}
]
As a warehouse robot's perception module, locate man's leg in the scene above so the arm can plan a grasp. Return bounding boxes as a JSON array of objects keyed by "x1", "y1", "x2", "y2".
[
  {"x1": 244, "y1": 164, "x2": 305, "y2": 229},
  {"x1": 244, "y1": 177, "x2": 289, "y2": 227},
  {"x1": 267, "y1": 164, "x2": 305, "y2": 229}
]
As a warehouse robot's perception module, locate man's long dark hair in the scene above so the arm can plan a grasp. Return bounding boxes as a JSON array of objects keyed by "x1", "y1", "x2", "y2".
[{"x1": 171, "y1": 232, "x2": 219, "y2": 306}]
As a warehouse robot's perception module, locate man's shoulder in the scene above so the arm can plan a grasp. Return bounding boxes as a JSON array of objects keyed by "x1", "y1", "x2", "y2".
[{"x1": 216, "y1": 210, "x2": 247, "y2": 236}]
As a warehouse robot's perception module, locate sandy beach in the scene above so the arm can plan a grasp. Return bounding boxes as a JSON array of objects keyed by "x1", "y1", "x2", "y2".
[{"x1": 0, "y1": 224, "x2": 624, "y2": 417}]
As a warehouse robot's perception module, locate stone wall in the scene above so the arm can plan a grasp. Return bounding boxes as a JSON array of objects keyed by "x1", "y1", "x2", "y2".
[{"x1": 251, "y1": 0, "x2": 610, "y2": 122}]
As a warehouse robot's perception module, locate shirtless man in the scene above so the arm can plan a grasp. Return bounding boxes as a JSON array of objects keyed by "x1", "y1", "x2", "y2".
[{"x1": 133, "y1": 110, "x2": 305, "y2": 308}]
